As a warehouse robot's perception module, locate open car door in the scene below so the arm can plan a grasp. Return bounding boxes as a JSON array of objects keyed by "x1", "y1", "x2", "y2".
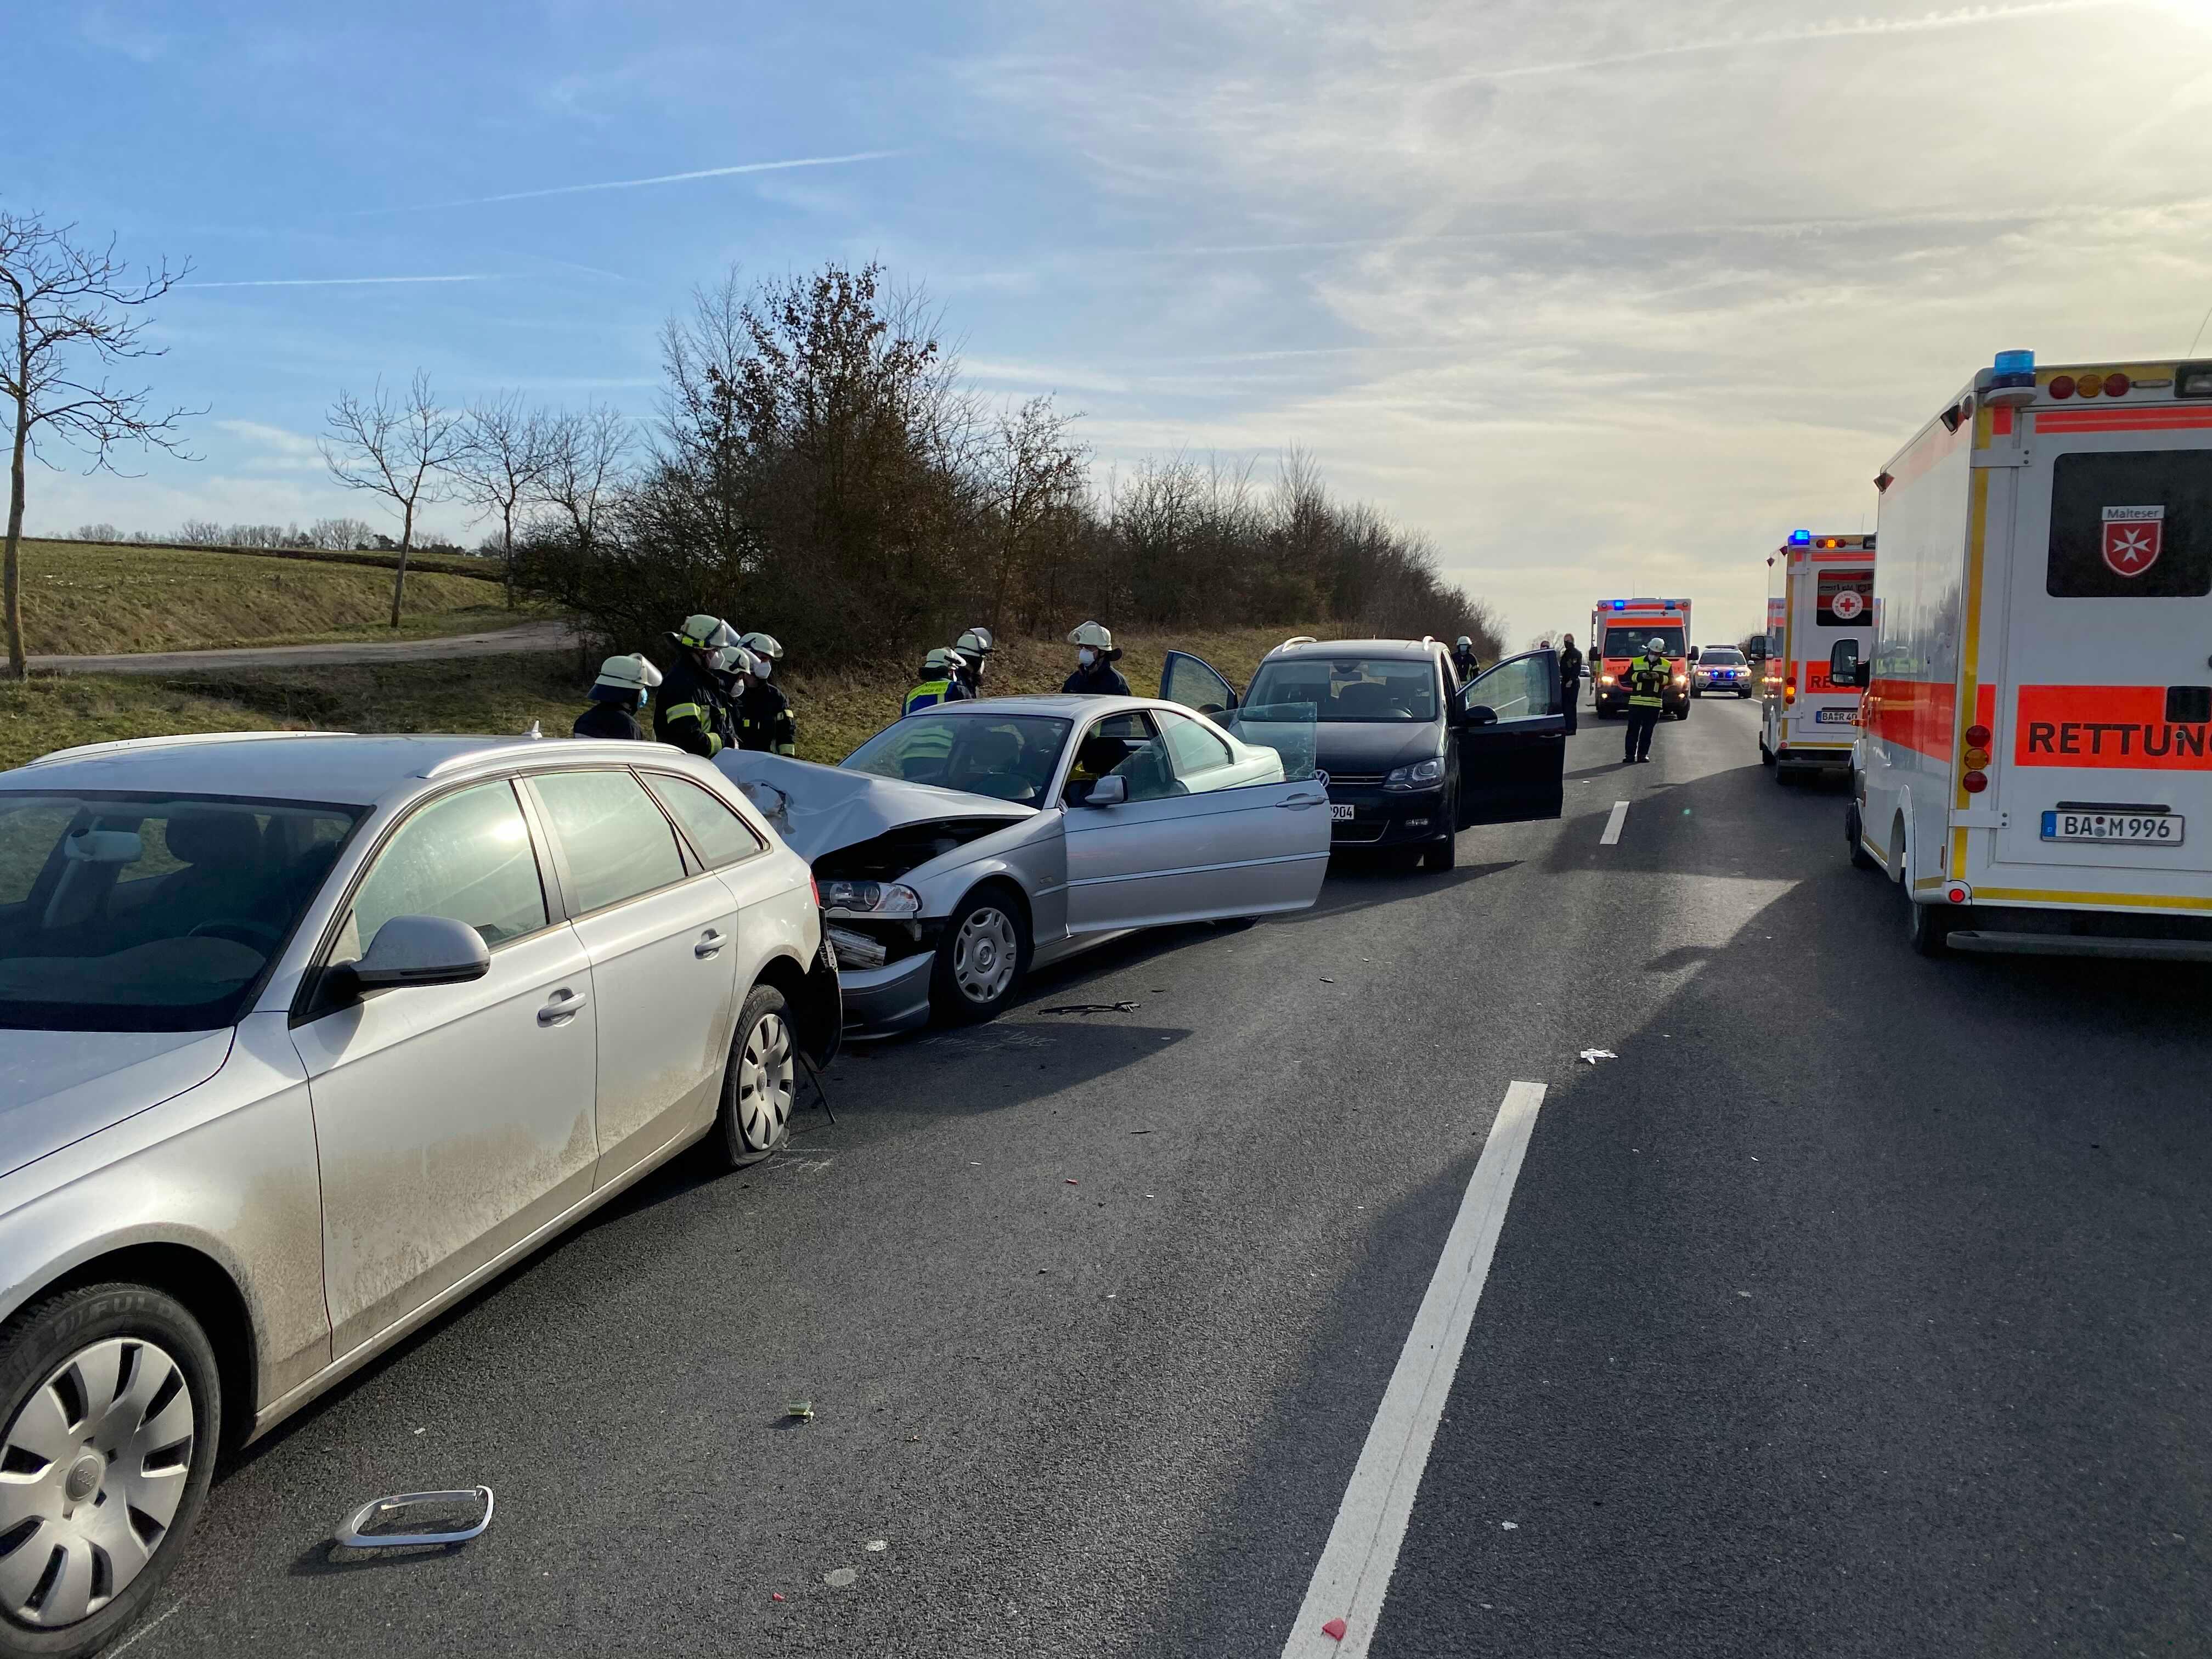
[
  {"x1": 1160, "y1": 651, "x2": 1240, "y2": 716},
  {"x1": 1456, "y1": 648, "x2": 1567, "y2": 823}
]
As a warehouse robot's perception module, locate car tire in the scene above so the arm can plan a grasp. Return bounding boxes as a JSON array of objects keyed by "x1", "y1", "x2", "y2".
[
  {"x1": 710, "y1": 983, "x2": 797, "y2": 1169},
  {"x1": 931, "y1": 884, "x2": 1030, "y2": 1025},
  {"x1": 1421, "y1": 825, "x2": 1457, "y2": 872},
  {"x1": 1905, "y1": 881, "x2": 1952, "y2": 957},
  {"x1": 1845, "y1": 800, "x2": 1878, "y2": 870},
  {"x1": 0, "y1": 1284, "x2": 219, "y2": 1659}
]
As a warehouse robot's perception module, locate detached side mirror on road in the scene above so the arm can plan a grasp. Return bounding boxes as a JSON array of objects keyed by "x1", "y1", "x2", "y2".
[
  {"x1": 1084, "y1": 775, "x2": 1128, "y2": 808},
  {"x1": 343, "y1": 915, "x2": 493, "y2": 994}
]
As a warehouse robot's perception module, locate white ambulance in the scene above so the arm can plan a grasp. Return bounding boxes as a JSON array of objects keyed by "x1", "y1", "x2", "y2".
[
  {"x1": 1846, "y1": 350, "x2": 2212, "y2": 958},
  {"x1": 1756, "y1": 532, "x2": 1875, "y2": 783},
  {"x1": 1589, "y1": 598, "x2": 1694, "y2": 720}
]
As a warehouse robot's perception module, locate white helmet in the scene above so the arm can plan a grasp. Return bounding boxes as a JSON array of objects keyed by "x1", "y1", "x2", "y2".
[
  {"x1": 1455, "y1": 635, "x2": 1474, "y2": 651},
  {"x1": 712, "y1": 644, "x2": 759, "y2": 677},
  {"x1": 1647, "y1": 636, "x2": 1667, "y2": 653},
  {"x1": 740, "y1": 630, "x2": 784, "y2": 662},
  {"x1": 592, "y1": 653, "x2": 663, "y2": 694},
  {"x1": 956, "y1": 627, "x2": 995, "y2": 658},
  {"x1": 923, "y1": 646, "x2": 968, "y2": 673},
  {"x1": 1068, "y1": 619, "x2": 1114, "y2": 650},
  {"x1": 674, "y1": 613, "x2": 732, "y2": 652}
]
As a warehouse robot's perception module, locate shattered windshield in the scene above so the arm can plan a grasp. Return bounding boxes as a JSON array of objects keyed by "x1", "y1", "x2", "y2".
[{"x1": 842, "y1": 713, "x2": 1073, "y2": 805}]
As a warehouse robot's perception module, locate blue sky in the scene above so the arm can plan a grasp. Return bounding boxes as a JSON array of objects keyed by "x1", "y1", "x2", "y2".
[{"x1": 20, "y1": 0, "x2": 2212, "y2": 641}]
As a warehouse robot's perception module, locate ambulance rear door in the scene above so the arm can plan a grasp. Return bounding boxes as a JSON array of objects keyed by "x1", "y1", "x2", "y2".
[
  {"x1": 1991, "y1": 407, "x2": 2212, "y2": 882},
  {"x1": 1792, "y1": 555, "x2": 1875, "y2": 748}
]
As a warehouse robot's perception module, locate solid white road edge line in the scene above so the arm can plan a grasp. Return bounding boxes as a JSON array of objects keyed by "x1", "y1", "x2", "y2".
[
  {"x1": 1279, "y1": 1080, "x2": 1549, "y2": 1658},
  {"x1": 1600, "y1": 800, "x2": 1630, "y2": 845}
]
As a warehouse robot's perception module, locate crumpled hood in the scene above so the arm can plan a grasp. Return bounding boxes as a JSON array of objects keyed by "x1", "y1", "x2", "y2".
[
  {"x1": 0, "y1": 1028, "x2": 234, "y2": 1180},
  {"x1": 715, "y1": 752, "x2": 1036, "y2": 863}
]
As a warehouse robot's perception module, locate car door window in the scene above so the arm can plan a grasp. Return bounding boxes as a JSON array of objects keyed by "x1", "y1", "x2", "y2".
[
  {"x1": 642, "y1": 772, "x2": 765, "y2": 869},
  {"x1": 531, "y1": 770, "x2": 688, "y2": 916},
  {"x1": 1066, "y1": 712, "x2": 1179, "y2": 803},
  {"x1": 1161, "y1": 651, "x2": 1238, "y2": 715},
  {"x1": 337, "y1": 781, "x2": 547, "y2": 962},
  {"x1": 1465, "y1": 653, "x2": 1559, "y2": 721},
  {"x1": 1158, "y1": 708, "x2": 1237, "y2": 784}
]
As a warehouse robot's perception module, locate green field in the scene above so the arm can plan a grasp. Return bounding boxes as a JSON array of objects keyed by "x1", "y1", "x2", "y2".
[
  {"x1": 8, "y1": 538, "x2": 531, "y2": 657},
  {"x1": 0, "y1": 624, "x2": 1324, "y2": 774}
]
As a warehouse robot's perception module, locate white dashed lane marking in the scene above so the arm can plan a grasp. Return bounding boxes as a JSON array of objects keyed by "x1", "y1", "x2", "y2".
[
  {"x1": 1280, "y1": 1081, "x2": 1549, "y2": 1658},
  {"x1": 1600, "y1": 800, "x2": 1630, "y2": 846}
]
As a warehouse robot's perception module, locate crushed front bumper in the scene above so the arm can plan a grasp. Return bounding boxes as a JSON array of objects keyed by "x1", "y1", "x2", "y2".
[{"x1": 832, "y1": 949, "x2": 935, "y2": 1037}]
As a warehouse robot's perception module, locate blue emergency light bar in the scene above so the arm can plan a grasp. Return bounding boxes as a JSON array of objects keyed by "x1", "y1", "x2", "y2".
[
  {"x1": 1991, "y1": 348, "x2": 2035, "y2": 390},
  {"x1": 1788, "y1": 529, "x2": 1812, "y2": 545}
]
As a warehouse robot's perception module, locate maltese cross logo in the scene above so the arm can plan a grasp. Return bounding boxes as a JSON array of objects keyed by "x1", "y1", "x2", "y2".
[{"x1": 2102, "y1": 506, "x2": 2164, "y2": 578}]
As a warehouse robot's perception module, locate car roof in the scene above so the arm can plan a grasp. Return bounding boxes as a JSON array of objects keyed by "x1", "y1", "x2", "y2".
[
  {"x1": 1261, "y1": 639, "x2": 1442, "y2": 662},
  {"x1": 918, "y1": 694, "x2": 1166, "y2": 718},
  {"x1": 1, "y1": 731, "x2": 685, "y2": 806}
]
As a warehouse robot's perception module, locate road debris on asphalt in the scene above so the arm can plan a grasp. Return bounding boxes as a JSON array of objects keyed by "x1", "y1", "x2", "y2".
[
  {"x1": 1041, "y1": 1001, "x2": 1141, "y2": 1015},
  {"x1": 334, "y1": 1486, "x2": 494, "y2": 1550},
  {"x1": 1130, "y1": 1128, "x2": 1153, "y2": 1135},
  {"x1": 1322, "y1": 1616, "x2": 1348, "y2": 1640},
  {"x1": 786, "y1": 1398, "x2": 815, "y2": 1420},
  {"x1": 1501, "y1": 1520, "x2": 1519, "y2": 1530},
  {"x1": 1579, "y1": 1048, "x2": 1617, "y2": 1064},
  {"x1": 825, "y1": 1567, "x2": 859, "y2": 1587},
  {"x1": 865, "y1": 1540, "x2": 888, "y2": 1552}
]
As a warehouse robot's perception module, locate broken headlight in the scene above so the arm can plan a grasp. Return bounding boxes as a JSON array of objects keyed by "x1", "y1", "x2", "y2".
[{"x1": 821, "y1": 879, "x2": 922, "y2": 918}]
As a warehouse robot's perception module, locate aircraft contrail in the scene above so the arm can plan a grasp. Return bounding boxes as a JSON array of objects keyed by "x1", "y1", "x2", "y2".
[{"x1": 364, "y1": 150, "x2": 904, "y2": 215}]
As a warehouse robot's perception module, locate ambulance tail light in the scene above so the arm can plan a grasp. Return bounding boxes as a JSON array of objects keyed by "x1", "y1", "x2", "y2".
[
  {"x1": 1945, "y1": 882, "x2": 1972, "y2": 906},
  {"x1": 1784, "y1": 678, "x2": 1796, "y2": 705},
  {"x1": 1965, "y1": 723, "x2": 1990, "y2": 748},
  {"x1": 1963, "y1": 770, "x2": 1989, "y2": 794}
]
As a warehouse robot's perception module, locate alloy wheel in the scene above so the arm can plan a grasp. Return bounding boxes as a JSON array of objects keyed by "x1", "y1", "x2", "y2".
[
  {"x1": 0, "y1": 1338, "x2": 194, "y2": 1629},
  {"x1": 952, "y1": 907, "x2": 1018, "y2": 1004},
  {"x1": 736, "y1": 1011, "x2": 795, "y2": 1149}
]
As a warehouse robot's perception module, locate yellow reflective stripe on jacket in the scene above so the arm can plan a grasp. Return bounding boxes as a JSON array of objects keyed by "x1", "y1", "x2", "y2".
[
  {"x1": 665, "y1": 701, "x2": 705, "y2": 723},
  {"x1": 1626, "y1": 657, "x2": 1669, "y2": 707},
  {"x1": 772, "y1": 742, "x2": 796, "y2": 756},
  {"x1": 905, "y1": 679, "x2": 951, "y2": 713}
]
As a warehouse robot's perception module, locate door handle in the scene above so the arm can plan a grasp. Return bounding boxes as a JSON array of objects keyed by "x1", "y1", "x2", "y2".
[
  {"x1": 537, "y1": 989, "x2": 588, "y2": 1025},
  {"x1": 1277, "y1": 793, "x2": 1327, "y2": 808},
  {"x1": 695, "y1": 929, "x2": 725, "y2": 958}
]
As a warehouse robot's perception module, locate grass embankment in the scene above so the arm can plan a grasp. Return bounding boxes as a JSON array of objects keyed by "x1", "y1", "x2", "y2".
[
  {"x1": 0, "y1": 625, "x2": 1321, "y2": 774},
  {"x1": 10, "y1": 539, "x2": 534, "y2": 656}
]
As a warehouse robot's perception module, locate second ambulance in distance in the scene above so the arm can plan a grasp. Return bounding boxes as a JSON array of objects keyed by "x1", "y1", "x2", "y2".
[
  {"x1": 1843, "y1": 348, "x2": 2212, "y2": 958},
  {"x1": 1590, "y1": 598, "x2": 1694, "y2": 720},
  {"x1": 1756, "y1": 531, "x2": 1876, "y2": 784}
]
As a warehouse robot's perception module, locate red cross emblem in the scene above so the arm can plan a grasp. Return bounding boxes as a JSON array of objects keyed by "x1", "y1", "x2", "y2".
[{"x1": 2102, "y1": 506, "x2": 2164, "y2": 578}]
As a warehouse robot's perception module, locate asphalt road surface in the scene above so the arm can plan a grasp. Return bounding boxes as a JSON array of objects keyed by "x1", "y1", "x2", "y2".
[
  {"x1": 132, "y1": 693, "x2": 2211, "y2": 1658},
  {"x1": 28, "y1": 620, "x2": 572, "y2": 676}
]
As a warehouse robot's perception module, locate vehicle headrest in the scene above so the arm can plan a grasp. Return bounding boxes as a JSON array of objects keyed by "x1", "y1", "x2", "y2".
[{"x1": 165, "y1": 810, "x2": 262, "y2": 870}]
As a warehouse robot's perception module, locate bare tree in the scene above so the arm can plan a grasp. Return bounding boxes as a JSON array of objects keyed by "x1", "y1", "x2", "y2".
[
  {"x1": 981, "y1": 396, "x2": 1087, "y2": 635},
  {"x1": 175, "y1": 518, "x2": 224, "y2": 545},
  {"x1": 539, "y1": 402, "x2": 631, "y2": 558},
  {"x1": 0, "y1": 211, "x2": 196, "y2": 679},
  {"x1": 320, "y1": 370, "x2": 466, "y2": 627},
  {"x1": 308, "y1": 516, "x2": 376, "y2": 550},
  {"x1": 452, "y1": 391, "x2": 550, "y2": 607}
]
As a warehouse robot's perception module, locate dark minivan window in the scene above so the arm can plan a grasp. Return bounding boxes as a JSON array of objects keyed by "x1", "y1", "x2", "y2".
[{"x1": 2047, "y1": 450, "x2": 2212, "y2": 599}]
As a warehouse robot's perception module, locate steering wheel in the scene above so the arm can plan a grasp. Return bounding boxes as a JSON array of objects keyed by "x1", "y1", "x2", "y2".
[{"x1": 188, "y1": 919, "x2": 283, "y2": 952}]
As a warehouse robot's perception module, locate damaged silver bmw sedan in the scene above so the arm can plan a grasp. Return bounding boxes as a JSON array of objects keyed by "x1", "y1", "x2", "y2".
[{"x1": 718, "y1": 694, "x2": 1331, "y2": 1034}]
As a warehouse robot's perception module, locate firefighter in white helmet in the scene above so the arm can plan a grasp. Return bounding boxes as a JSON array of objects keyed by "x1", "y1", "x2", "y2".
[
  {"x1": 953, "y1": 626, "x2": 995, "y2": 697},
  {"x1": 1623, "y1": 635, "x2": 1671, "y2": 765},
  {"x1": 905, "y1": 647, "x2": 971, "y2": 715},
  {"x1": 734, "y1": 631, "x2": 797, "y2": 755},
  {"x1": 1063, "y1": 620, "x2": 1130, "y2": 696},
  {"x1": 1452, "y1": 635, "x2": 1480, "y2": 681},
  {"x1": 655, "y1": 614, "x2": 736, "y2": 758},
  {"x1": 572, "y1": 654, "x2": 662, "y2": 742}
]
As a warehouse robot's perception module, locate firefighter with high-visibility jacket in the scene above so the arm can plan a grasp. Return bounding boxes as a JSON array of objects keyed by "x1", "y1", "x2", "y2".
[
  {"x1": 1622, "y1": 635, "x2": 1669, "y2": 765},
  {"x1": 572, "y1": 654, "x2": 662, "y2": 741},
  {"x1": 904, "y1": 647, "x2": 971, "y2": 715},
  {"x1": 735, "y1": 631, "x2": 798, "y2": 754},
  {"x1": 655, "y1": 614, "x2": 736, "y2": 758}
]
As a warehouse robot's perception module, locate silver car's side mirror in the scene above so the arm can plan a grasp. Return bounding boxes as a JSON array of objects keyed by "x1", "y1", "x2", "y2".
[
  {"x1": 1085, "y1": 775, "x2": 1128, "y2": 808},
  {"x1": 348, "y1": 915, "x2": 492, "y2": 992}
]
